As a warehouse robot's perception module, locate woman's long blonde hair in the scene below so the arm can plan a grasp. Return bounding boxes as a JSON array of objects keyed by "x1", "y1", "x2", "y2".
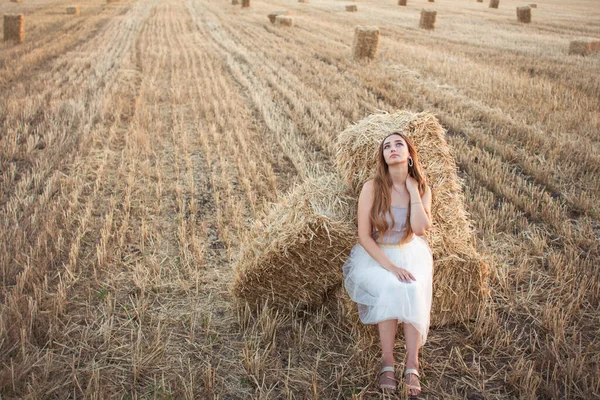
[{"x1": 370, "y1": 132, "x2": 428, "y2": 245}]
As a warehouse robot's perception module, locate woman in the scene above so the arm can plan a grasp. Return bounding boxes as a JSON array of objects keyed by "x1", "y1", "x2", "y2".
[{"x1": 342, "y1": 132, "x2": 433, "y2": 396}]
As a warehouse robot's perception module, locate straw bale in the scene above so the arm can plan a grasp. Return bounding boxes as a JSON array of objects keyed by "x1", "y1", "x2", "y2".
[
  {"x1": 232, "y1": 0, "x2": 239, "y2": 4},
  {"x1": 298, "y1": 0, "x2": 308, "y2": 3},
  {"x1": 516, "y1": 6, "x2": 531, "y2": 23},
  {"x1": 232, "y1": 174, "x2": 358, "y2": 311},
  {"x1": 568, "y1": 38, "x2": 600, "y2": 56},
  {"x1": 428, "y1": 0, "x2": 434, "y2": 2},
  {"x1": 3, "y1": 14, "x2": 24, "y2": 43},
  {"x1": 275, "y1": 15, "x2": 293, "y2": 26},
  {"x1": 242, "y1": 0, "x2": 250, "y2": 7},
  {"x1": 346, "y1": 5, "x2": 358, "y2": 12},
  {"x1": 489, "y1": 0, "x2": 499, "y2": 8},
  {"x1": 66, "y1": 6, "x2": 80, "y2": 15},
  {"x1": 476, "y1": 0, "x2": 483, "y2": 2},
  {"x1": 398, "y1": 0, "x2": 407, "y2": 6},
  {"x1": 419, "y1": 9, "x2": 437, "y2": 30},
  {"x1": 352, "y1": 26, "x2": 379, "y2": 60},
  {"x1": 268, "y1": 10, "x2": 288, "y2": 23},
  {"x1": 10, "y1": 0, "x2": 23, "y2": 3},
  {"x1": 335, "y1": 110, "x2": 490, "y2": 326},
  {"x1": 528, "y1": 3, "x2": 536, "y2": 7},
  {"x1": 106, "y1": 0, "x2": 118, "y2": 3}
]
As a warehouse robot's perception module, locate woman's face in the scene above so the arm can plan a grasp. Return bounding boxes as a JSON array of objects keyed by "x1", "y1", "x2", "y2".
[{"x1": 382, "y1": 134, "x2": 410, "y2": 166}]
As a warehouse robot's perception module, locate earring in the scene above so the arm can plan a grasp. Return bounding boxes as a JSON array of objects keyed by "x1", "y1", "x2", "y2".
[{"x1": 408, "y1": 158, "x2": 413, "y2": 167}]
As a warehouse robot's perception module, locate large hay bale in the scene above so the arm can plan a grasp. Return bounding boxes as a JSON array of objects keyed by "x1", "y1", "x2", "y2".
[
  {"x1": 232, "y1": 174, "x2": 357, "y2": 311},
  {"x1": 268, "y1": 10, "x2": 288, "y2": 23},
  {"x1": 489, "y1": 0, "x2": 499, "y2": 8},
  {"x1": 352, "y1": 26, "x2": 379, "y2": 60},
  {"x1": 242, "y1": 0, "x2": 250, "y2": 8},
  {"x1": 3, "y1": 14, "x2": 24, "y2": 43},
  {"x1": 335, "y1": 110, "x2": 490, "y2": 327},
  {"x1": 516, "y1": 6, "x2": 531, "y2": 23},
  {"x1": 568, "y1": 38, "x2": 600, "y2": 56},
  {"x1": 66, "y1": 6, "x2": 80, "y2": 15},
  {"x1": 419, "y1": 9, "x2": 437, "y2": 30},
  {"x1": 346, "y1": 4, "x2": 358, "y2": 12},
  {"x1": 275, "y1": 15, "x2": 293, "y2": 26},
  {"x1": 398, "y1": 0, "x2": 407, "y2": 6}
]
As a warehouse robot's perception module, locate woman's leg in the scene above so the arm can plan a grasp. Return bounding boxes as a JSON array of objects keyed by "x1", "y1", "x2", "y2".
[
  {"x1": 403, "y1": 323, "x2": 421, "y2": 395},
  {"x1": 378, "y1": 319, "x2": 398, "y2": 387}
]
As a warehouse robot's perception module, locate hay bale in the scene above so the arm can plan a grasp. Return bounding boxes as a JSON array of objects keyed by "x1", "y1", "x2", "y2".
[
  {"x1": 352, "y1": 26, "x2": 379, "y2": 60},
  {"x1": 232, "y1": 0, "x2": 239, "y2": 4},
  {"x1": 476, "y1": 0, "x2": 483, "y2": 2},
  {"x1": 3, "y1": 14, "x2": 24, "y2": 43},
  {"x1": 528, "y1": 3, "x2": 536, "y2": 7},
  {"x1": 275, "y1": 15, "x2": 293, "y2": 26},
  {"x1": 419, "y1": 9, "x2": 437, "y2": 30},
  {"x1": 516, "y1": 6, "x2": 531, "y2": 23},
  {"x1": 335, "y1": 110, "x2": 490, "y2": 327},
  {"x1": 398, "y1": 0, "x2": 407, "y2": 6},
  {"x1": 489, "y1": 0, "x2": 499, "y2": 8},
  {"x1": 232, "y1": 174, "x2": 358, "y2": 311},
  {"x1": 346, "y1": 4, "x2": 358, "y2": 12},
  {"x1": 66, "y1": 6, "x2": 80, "y2": 15},
  {"x1": 106, "y1": 0, "x2": 118, "y2": 3},
  {"x1": 9, "y1": 0, "x2": 23, "y2": 3},
  {"x1": 428, "y1": 0, "x2": 434, "y2": 2},
  {"x1": 268, "y1": 10, "x2": 288, "y2": 23},
  {"x1": 242, "y1": 0, "x2": 250, "y2": 7},
  {"x1": 298, "y1": 0, "x2": 308, "y2": 3},
  {"x1": 568, "y1": 38, "x2": 600, "y2": 56}
]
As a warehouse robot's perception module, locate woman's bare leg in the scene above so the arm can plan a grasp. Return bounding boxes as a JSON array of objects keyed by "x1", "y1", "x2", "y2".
[
  {"x1": 377, "y1": 319, "x2": 398, "y2": 386},
  {"x1": 403, "y1": 323, "x2": 421, "y2": 395}
]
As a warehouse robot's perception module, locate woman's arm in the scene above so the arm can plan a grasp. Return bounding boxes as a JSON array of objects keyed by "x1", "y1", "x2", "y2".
[
  {"x1": 356, "y1": 180, "x2": 396, "y2": 271},
  {"x1": 409, "y1": 185, "x2": 432, "y2": 236}
]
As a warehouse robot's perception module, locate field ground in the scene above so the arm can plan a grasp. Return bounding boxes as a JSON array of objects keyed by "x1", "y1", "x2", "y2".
[{"x1": 1, "y1": 0, "x2": 599, "y2": 398}]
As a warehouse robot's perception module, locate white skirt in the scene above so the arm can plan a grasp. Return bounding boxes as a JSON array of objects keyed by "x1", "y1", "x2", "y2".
[{"x1": 342, "y1": 235, "x2": 434, "y2": 346}]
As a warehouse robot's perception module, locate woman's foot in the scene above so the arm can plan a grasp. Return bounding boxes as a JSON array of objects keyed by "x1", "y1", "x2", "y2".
[
  {"x1": 379, "y1": 364, "x2": 397, "y2": 393},
  {"x1": 404, "y1": 367, "x2": 421, "y2": 397}
]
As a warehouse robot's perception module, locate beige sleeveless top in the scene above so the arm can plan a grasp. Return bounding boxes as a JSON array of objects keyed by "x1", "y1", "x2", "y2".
[{"x1": 371, "y1": 206, "x2": 409, "y2": 244}]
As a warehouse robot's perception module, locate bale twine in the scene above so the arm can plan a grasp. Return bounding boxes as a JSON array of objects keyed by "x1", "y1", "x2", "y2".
[
  {"x1": 268, "y1": 10, "x2": 288, "y2": 23},
  {"x1": 3, "y1": 14, "x2": 24, "y2": 43},
  {"x1": 335, "y1": 110, "x2": 490, "y2": 327},
  {"x1": 419, "y1": 9, "x2": 437, "y2": 30},
  {"x1": 242, "y1": 0, "x2": 250, "y2": 8},
  {"x1": 66, "y1": 6, "x2": 80, "y2": 15},
  {"x1": 352, "y1": 26, "x2": 379, "y2": 60},
  {"x1": 528, "y1": 3, "x2": 536, "y2": 7},
  {"x1": 516, "y1": 6, "x2": 531, "y2": 23},
  {"x1": 489, "y1": 0, "x2": 499, "y2": 8},
  {"x1": 398, "y1": 0, "x2": 407, "y2": 6},
  {"x1": 275, "y1": 15, "x2": 293, "y2": 26},
  {"x1": 568, "y1": 38, "x2": 600, "y2": 56},
  {"x1": 232, "y1": 174, "x2": 358, "y2": 311},
  {"x1": 346, "y1": 4, "x2": 358, "y2": 12}
]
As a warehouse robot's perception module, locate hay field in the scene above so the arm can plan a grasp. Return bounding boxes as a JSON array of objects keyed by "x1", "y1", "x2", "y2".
[{"x1": 1, "y1": 0, "x2": 599, "y2": 397}]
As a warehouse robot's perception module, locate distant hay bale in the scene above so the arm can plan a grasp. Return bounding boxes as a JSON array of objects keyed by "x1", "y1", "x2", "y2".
[
  {"x1": 66, "y1": 6, "x2": 80, "y2": 15},
  {"x1": 268, "y1": 10, "x2": 288, "y2": 23},
  {"x1": 3, "y1": 14, "x2": 24, "y2": 43},
  {"x1": 489, "y1": 0, "x2": 499, "y2": 8},
  {"x1": 398, "y1": 0, "x2": 407, "y2": 6},
  {"x1": 335, "y1": 110, "x2": 490, "y2": 327},
  {"x1": 568, "y1": 38, "x2": 600, "y2": 56},
  {"x1": 346, "y1": 4, "x2": 358, "y2": 12},
  {"x1": 106, "y1": 0, "x2": 118, "y2": 3},
  {"x1": 419, "y1": 9, "x2": 437, "y2": 30},
  {"x1": 232, "y1": 0, "x2": 239, "y2": 5},
  {"x1": 352, "y1": 26, "x2": 379, "y2": 60},
  {"x1": 232, "y1": 174, "x2": 357, "y2": 311},
  {"x1": 516, "y1": 6, "x2": 531, "y2": 23},
  {"x1": 275, "y1": 15, "x2": 293, "y2": 26},
  {"x1": 9, "y1": 0, "x2": 23, "y2": 3},
  {"x1": 298, "y1": 0, "x2": 308, "y2": 3},
  {"x1": 528, "y1": 3, "x2": 536, "y2": 7},
  {"x1": 428, "y1": 0, "x2": 434, "y2": 2},
  {"x1": 476, "y1": 0, "x2": 483, "y2": 2},
  {"x1": 242, "y1": 0, "x2": 250, "y2": 7}
]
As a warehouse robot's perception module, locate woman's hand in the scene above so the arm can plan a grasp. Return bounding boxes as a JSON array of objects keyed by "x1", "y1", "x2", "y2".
[
  {"x1": 405, "y1": 175, "x2": 418, "y2": 194},
  {"x1": 389, "y1": 265, "x2": 416, "y2": 283}
]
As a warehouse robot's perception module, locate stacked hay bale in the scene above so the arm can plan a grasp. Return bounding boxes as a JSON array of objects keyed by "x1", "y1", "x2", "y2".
[
  {"x1": 275, "y1": 15, "x2": 293, "y2": 26},
  {"x1": 568, "y1": 38, "x2": 600, "y2": 56},
  {"x1": 242, "y1": 0, "x2": 250, "y2": 7},
  {"x1": 346, "y1": 5, "x2": 358, "y2": 12},
  {"x1": 489, "y1": 0, "x2": 499, "y2": 8},
  {"x1": 516, "y1": 6, "x2": 531, "y2": 23},
  {"x1": 3, "y1": 14, "x2": 24, "y2": 43},
  {"x1": 66, "y1": 6, "x2": 80, "y2": 15},
  {"x1": 352, "y1": 26, "x2": 379, "y2": 60},
  {"x1": 419, "y1": 9, "x2": 437, "y2": 30},
  {"x1": 398, "y1": 0, "x2": 407, "y2": 6},
  {"x1": 232, "y1": 174, "x2": 358, "y2": 311},
  {"x1": 268, "y1": 10, "x2": 288, "y2": 23},
  {"x1": 335, "y1": 110, "x2": 490, "y2": 329}
]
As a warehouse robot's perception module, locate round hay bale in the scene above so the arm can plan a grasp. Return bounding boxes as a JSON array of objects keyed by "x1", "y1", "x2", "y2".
[
  {"x1": 419, "y1": 9, "x2": 437, "y2": 30},
  {"x1": 66, "y1": 6, "x2": 80, "y2": 15},
  {"x1": 568, "y1": 38, "x2": 600, "y2": 56},
  {"x1": 346, "y1": 4, "x2": 358, "y2": 12},
  {"x1": 275, "y1": 15, "x2": 293, "y2": 26},
  {"x1": 352, "y1": 25, "x2": 379, "y2": 60},
  {"x1": 489, "y1": 0, "x2": 499, "y2": 8},
  {"x1": 242, "y1": 0, "x2": 250, "y2": 8},
  {"x1": 335, "y1": 110, "x2": 490, "y2": 327},
  {"x1": 3, "y1": 14, "x2": 24, "y2": 43},
  {"x1": 516, "y1": 6, "x2": 531, "y2": 23},
  {"x1": 268, "y1": 10, "x2": 288, "y2": 23},
  {"x1": 398, "y1": 0, "x2": 407, "y2": 6},
  {"x1": 232, "y1": 174, "x2": 357, "y2": 311}
]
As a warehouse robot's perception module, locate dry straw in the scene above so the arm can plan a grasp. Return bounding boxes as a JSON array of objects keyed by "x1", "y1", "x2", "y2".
[
  {"x1": 489, "y1": 0, "x2": 499, "y2": 8},
  {"x1": 398, "y1": 0, "x2": 407, "y2": 6},
  {"x1": 232, "y1": 174, "x2": 358, "y2": 311},
  {"x1": 66, "y1": 6, "x2": 80, "y2": 15},
  {"x1": 346, "y1": 5, "x2": 358, "y2": 12},
  {"x1": 335, "y1": 110, "x2": 489, "y2": 327},
  {"x1": 419, "y1": 9, "x2": 437, "y2": 30},
  {"x1": 516, "y1": 6, "x2": 531, "y2": 23},
  {"x1": 352, "y1": 26, "x2": 379, "y2": 60},
  {"x1": 568, "y1": 38, "x2": 600, "y2": 56},
  {"x1": 242, "y1": 0, "x2": 250, "y2": 8},
  {"x1": 275, "y1": 15, "x2": 293, "y2": 26},
  {"x1": 268, "y1": 10, "x2": 288, "y2": 23},
  {"x1": 3, "y1": 14, "x2": 24, "y2": 43}
]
